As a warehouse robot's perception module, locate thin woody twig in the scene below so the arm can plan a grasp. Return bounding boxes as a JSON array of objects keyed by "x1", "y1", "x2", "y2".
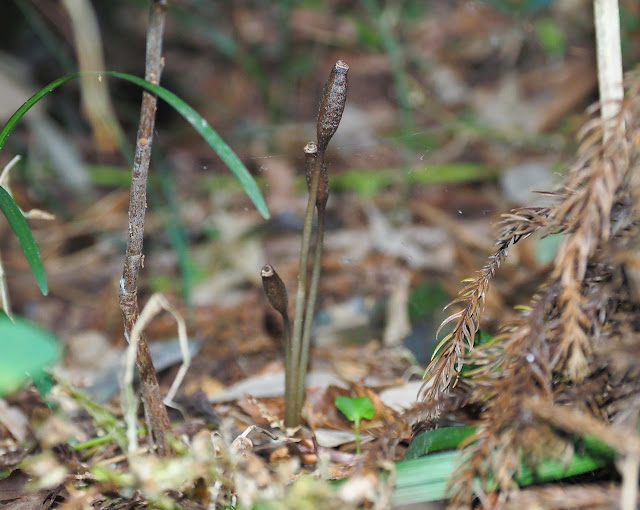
[{"x1": 118, "y1": 0, "x2": 171, "y2": 457}]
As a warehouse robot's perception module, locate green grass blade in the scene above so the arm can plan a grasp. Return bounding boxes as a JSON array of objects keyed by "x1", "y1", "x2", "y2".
[
  {"x1": 393, "y1": 450, "x2": 459, "y2": 505},
  {"x1": 395, "y1": 431, "x2": 617, "y2": 505},
  {"x1": 515, "y1": 434, "x2": 615, "y2": 486},
  {"x1": 103, "y1": 71, "x2": 269, "y2": 219},
  {"x1": 0, "y1": 71, "x2": 270, "y2": 219},
  {"x1": 332, "y1": 163, "x2": 497, "y2": 197},
  {"x1": 404, "y1": 426, "x2": 477, "y2": 460},
  {"x1": 0, "y1": 72, "x2": 81, "y2": 151},
  {"x1": 0, "y1": 186, "x2": 47, "y2": 295}
]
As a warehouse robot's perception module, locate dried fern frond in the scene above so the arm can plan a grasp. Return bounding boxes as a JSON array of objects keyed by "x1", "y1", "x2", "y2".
[
  {"x1": 550, "y1": 139, "x2": 629, "y2": 379},
  {"x1": 419, "y1": 206, "x2": 552, "y2": 402},
  {"x1": 449, "y1": 287, "x2": 559, "y2": 503},
  {"x1": 423, "y1": 72, "x2": 640, "y2": 402},
  {"x1": 422, "y1": 70, "x2": 640, "y2": 505}
]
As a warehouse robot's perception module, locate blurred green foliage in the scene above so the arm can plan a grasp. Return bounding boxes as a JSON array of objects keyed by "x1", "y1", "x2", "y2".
[
  {"x1": 0, "y1": 316, "x2": 60, "y2": 397},
  {"x1": 407, "y1": 281, "x2": 448, "y2": 322},
  {"x1": 535, "y1": 18, "x2": 567, "y2": 56}
]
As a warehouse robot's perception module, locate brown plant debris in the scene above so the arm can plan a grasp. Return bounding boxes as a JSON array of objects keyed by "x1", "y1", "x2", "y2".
[
  {"x1": 418, "y1": 70, "x2": 640, "y2": 504},
  {"x1": 502, "y1": 483, "x2": 637, "y2": 510}
]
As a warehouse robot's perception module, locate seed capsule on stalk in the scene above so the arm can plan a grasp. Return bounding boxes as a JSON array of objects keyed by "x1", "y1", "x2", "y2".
[
  {"x1": 304, "y1": 141, "x2": 318, "y2": 192},
  {"x1": 316, "y1": 60, "x2": 349, "y2": 151},
  {"x1": 261, "y1": 264, "x2": 288, "y2": 317},
  {"x1": 303, "y1": 142, "x2": 328, "y2": 207}
]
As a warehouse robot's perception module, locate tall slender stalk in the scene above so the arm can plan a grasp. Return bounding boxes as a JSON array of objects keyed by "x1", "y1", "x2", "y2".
[
  {"x1": 288, "y1": 156, "x2": 322, "y2": 427},
  {"x1": 295, "y1": 149, "x2": 329, "y2": 419},
  {"x1": 296, "y1": 195, "x2": 327, "y2": 419},
  {"x1": 118, "y1": 0, "x2": 171, "y2": 456},
  {"x1": 262, "y1": 61, "x2": 348, "y2": 428}
]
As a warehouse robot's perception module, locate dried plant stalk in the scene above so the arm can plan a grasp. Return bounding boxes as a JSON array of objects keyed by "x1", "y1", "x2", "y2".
[
  {"x1": 503, "y1": 484, "x2": 630, "y2": 510},
  {"x1": 118, "y1": 0, "x2": 171, "y2": 456}
]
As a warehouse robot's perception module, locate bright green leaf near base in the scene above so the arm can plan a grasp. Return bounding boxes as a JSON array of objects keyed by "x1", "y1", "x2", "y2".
[
  {"x1": 0, "y1": 316, "x2": 60, "y2": 397},
  {"x1": 334, "y1": 395, "x2": 375, "y2": 423}
]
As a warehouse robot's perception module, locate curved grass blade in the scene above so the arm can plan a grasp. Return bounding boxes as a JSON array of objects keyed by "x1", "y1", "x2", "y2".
[
  {"x1": 0, "y1": 186, "x2": 47, "y2": 295},
  {"x1": 514, "y1": 435, "x2": 615, "y2": 486},
  {"x1": 104, "y1": 71, "x2": 269, "y2": 219},
  {"x1": 0, "y1": 71, "x2": 270, "y2": 219},
  {"x1": 404, "y1": 425, "x2": 477, "y2": 460},
  {"x1": 0, "y1": 72, "x2": 81, "y2": 152}
]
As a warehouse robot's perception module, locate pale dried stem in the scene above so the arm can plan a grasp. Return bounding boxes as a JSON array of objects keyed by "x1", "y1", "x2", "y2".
[
  {"x1": 594, "y1": 0, "x2": 624, "y2": 141},
  {"x1": 123, "y1": 293, "x2": 191, "y2": 452},
  {"x1": 503, "y1": 484, "x2": 631, "y2": 510}
]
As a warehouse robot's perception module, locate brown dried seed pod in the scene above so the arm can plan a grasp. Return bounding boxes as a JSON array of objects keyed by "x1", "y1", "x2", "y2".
[
  {"x1": 316, "y1": 60, "x2": 349, "y2": 151},
  {"x1": 261, "y1": 264, "x2": 288, "y2": 317}
]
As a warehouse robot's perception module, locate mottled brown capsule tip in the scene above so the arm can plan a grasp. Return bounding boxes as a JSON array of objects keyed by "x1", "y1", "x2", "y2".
[
  {"x1": 304, "y1": 141, "x2": 318, "y2": 156},
  {"x1": 261, "y1": 264, "x2": 288, "y2": 317},
  {"x1": 316, "y1": 60, "x2": 349, "y2": 151}
]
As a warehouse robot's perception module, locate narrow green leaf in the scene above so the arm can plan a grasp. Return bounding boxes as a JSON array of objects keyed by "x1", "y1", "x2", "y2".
[
  {"x1": 514, "y1": 441, "x2": 614, "y2": 486},
  {"x1": 0, "y1": 186, "x2": 47, "y2": 295},
  {"x1": 0, "y1": 71, "x2": 270, "y2": 219},
  {"x1": 393, "y1": 450, "x2": 459, "y2": 505},
  {"x1": 104, "y1": 71, "x2": 269, "y2": 219},
  {"x1": 0, "y1": 316, "x2": 60, "y2": 396},
  {"x1": 332, "y1": 164, "x2": 497, "y2": 197},
  {"x1": 396, "y1": 430, "x2": 617, "y2": 505},
  {"x1": 404, "y1": 426, "x2": 477, "y2": 460},
  {"x1": 0, "y1": 73, "x2": 81, "y2": 152}
]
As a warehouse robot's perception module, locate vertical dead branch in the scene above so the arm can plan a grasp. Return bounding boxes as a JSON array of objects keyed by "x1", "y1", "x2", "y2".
[
  {"x1": 594, "y1": 0, "x2": 624, "y2": 141},
  {"x1": 118, "y1": 0, "x2": 171, "y2": 456}
]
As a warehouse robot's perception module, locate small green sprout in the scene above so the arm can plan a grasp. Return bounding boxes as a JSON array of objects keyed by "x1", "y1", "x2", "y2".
[{"x1": 334, "y1": 395, "x2": 375, "y2": 454}]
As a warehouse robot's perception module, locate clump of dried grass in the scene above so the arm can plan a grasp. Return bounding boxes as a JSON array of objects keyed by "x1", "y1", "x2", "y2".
[{"x1": 419, "y1": 71, "x2": 640, "y2": 504}]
